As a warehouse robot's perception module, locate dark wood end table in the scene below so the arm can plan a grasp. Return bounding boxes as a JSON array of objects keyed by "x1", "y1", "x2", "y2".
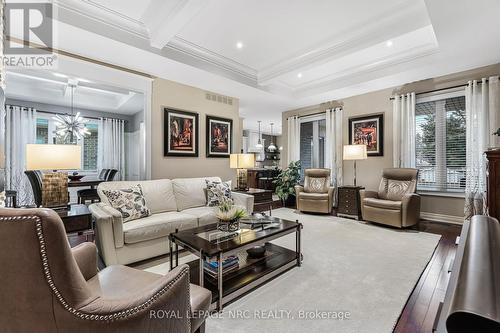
[
  {"x1": 57, "y1": 204, "x2": 94, "y2": 240},
  {"x1": 337, "y1": 186, "x2": 365, "y2": 220},
  {"x1": 234, "y1": 188, "x2": 274, "y2": 213}
]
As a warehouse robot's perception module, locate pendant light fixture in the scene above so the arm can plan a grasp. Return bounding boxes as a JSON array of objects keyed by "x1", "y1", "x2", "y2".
[
  {"x1": 53, "y1": 82, "x2": 90, "y2": 143},
  {"x1": 268, "y1": 122, "x2": 277, "y2": 152},
  {"x1": 255, "y1": 121, "x2": 263, "y2": 149}
]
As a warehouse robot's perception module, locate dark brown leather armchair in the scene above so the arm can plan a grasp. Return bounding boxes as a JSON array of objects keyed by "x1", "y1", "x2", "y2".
[
  {"x1": 0, "y1": 208, "x2": 211, "y2": 333},
  {"x1": 360, "y1": 168, "x2": 421, "y2": 228},
  {"x1": 295, "y1": 168, "x2": 334, "y2": 213}
]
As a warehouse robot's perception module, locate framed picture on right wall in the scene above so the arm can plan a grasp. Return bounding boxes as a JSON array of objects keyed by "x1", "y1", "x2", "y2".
[{"x1": 348, "y1": 113, "x2": 384, "y2": 156}]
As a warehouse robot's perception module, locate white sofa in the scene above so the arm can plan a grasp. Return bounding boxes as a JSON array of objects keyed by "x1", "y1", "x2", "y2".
[{"x1": 89, "y1": 177, "x2": 254, "y2": 266}]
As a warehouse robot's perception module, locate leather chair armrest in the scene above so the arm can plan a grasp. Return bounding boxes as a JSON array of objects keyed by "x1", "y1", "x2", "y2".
[
  {"x1": 328, "y1": 186, "x2": 335, "y2": 211},
  {"x1": 71, "y1": 242, "x2": 98, "y2": 281},
  {"x1": 359, "y1": 190, "x2": 378, "y2": 220},
  {"x1": 295, "y1": 185, "x2": 304, "y2": 196},
  {"x1": 231, "y1": 191, "x2": 255, "y2": 214},
  {"x1": 359, "y1": 190, "x2": 378, "y2": 200},
  {"x1": 78, "y1": 265, "x2": 193, "y2": 332},
  {"x1": 401, "y1": 193, "x2": 421, "y2": 227}
]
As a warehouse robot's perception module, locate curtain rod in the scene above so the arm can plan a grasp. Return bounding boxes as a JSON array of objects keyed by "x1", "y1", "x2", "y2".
[
  {"x1": 286, "y1": 107, "x2": 342, "y2": 120},
  {"x1": 389, "y1": 79, "x2": 490, "y2": 100},
  {"x1": 6, "y1": 104, "x2": 128, "y2": 122}
]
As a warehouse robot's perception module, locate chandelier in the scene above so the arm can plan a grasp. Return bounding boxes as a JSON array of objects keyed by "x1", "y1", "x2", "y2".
[{"x1": 53, "y1": 83, "x2": 90, "y2": 142}]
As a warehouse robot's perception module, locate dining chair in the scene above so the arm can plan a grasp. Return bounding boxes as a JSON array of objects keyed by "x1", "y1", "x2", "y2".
[
  {"x1": 77, "y1": 169, "x2": 118, "y2": 204},
  {"x1": 24, "y1": 170, "x2": 44, "y2": 207}
]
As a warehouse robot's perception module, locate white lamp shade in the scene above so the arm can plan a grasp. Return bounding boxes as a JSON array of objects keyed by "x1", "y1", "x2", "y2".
[
  {"x1": 26, "y1": 144, "x2": 82, "y2": 170},
  {"x1": 230, "y1": 153, "x2": 255, "y2": 169},
  {"x1": 343, "y1": 145, "x2": 367, "y2": 160}
]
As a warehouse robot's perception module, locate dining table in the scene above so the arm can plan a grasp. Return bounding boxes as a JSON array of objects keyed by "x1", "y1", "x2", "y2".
[{"x1": 67, "y1": 176, "x2": 106, "y2": 189}]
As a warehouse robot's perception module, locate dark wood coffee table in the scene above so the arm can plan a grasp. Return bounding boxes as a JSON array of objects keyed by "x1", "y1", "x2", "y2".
[
  {"x1": 169, "y1": 217, "x2": 303, "y2": 311},
  {"x1": 57, "y1": 204, "x2": 93, "y2": 240}
]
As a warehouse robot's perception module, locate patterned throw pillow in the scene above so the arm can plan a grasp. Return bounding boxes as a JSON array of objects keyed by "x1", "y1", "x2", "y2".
[
  {"x1": 206, "y1": 180, "x2": 232, "y2": 207},
  {"x1": 102, "y1": 185, "x2": 150, "y2": 222}
]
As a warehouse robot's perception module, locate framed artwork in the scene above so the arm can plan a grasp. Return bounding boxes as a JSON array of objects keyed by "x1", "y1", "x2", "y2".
[
  {"x1": 348, "y1": 113, "x2": 384, "y2": 156},
  {"x1": 206, "y1": 115, "x2": 232, "y2": 157},
  {"x1": 164, "y1": 108, "x2": 199, "y2": 157}
]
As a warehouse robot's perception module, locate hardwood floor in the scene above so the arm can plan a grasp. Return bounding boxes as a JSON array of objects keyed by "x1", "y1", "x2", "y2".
[{"x1": 393, "y1": 221, "x2": 461, "y2": 333}]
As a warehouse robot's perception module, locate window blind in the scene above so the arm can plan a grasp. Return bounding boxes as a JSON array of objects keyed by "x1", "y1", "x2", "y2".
[{"x1": 415, "y1": 95, "x2": 466, "y2": 192}]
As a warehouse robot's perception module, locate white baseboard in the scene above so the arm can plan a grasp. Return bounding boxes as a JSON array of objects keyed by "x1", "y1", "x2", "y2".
[{"x1": 420, "y1": 212, "x2": 464, "y2": 225}]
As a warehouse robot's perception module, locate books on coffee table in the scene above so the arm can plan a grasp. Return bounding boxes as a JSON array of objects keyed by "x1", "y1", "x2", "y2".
[{"x1": 204, "y1": 255, "x2": 239, "y2": 278}]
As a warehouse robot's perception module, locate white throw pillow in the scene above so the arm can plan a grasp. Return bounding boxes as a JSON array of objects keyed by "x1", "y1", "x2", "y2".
[
  {"x1": 102, "y1": 184, "x2": 150, "y2": 222},
  {"x1": 206, "y1": 180, "x2": 232, "y2": 207}
]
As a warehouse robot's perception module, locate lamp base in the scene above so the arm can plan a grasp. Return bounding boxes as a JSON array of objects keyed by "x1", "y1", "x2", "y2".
[{"x1": 236, "y1": 169, "x2": 249, "y2": 191}]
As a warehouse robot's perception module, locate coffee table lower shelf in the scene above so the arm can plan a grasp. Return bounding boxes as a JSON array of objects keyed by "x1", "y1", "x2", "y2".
[{"x1": 186, "y1": 243, "x2": 298, "y2": 309}]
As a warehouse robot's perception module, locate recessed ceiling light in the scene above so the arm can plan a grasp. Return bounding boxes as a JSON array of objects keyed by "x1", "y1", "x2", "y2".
[
  {"x1": 53, "y1": 73, "x2": 67, "y2": 78},
  {"x1": 297, "y1": 73, "x2": 303, "y2": 78},
  {"x1": 236, "y1": 41, "x2": 244, "y2": 49},
  {"x1": 386, "y1": 40, "x2": 393, "y2": 47}
]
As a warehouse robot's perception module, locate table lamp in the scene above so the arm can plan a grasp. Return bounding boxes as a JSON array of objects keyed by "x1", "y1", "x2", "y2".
[
  {"x1": 26, "y1": 144, "x2": 81, "y2": 208},
  {"x1": 343, "y1": 144, "x2": 367, "y2": 186},
  {"x1": 230, "y1": 153, "x2": 255, "y2": 190}
]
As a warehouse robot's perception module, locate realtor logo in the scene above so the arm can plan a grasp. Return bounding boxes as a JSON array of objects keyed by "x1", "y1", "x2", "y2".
[{"x1": 4, "y1": 2, "x2": 57, "y2": 68}]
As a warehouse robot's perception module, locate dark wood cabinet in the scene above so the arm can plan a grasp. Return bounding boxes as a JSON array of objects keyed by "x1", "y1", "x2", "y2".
[
  {"x1": 486, "y1": 149, "x2": 500, "y2": 221},
  {"x1": 234, "y1": 188, "x2": 274, "y2": 212},
  {"x1": 337, "y1": 186, "x2": 364, "y2": 220}
]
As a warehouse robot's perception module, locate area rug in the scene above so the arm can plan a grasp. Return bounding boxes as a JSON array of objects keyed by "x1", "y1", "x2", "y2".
[{"x1": 142, "y1": 208, "x2": 441, "y2": 333}]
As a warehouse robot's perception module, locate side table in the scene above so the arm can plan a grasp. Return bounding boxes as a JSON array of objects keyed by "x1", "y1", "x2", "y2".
[
  {"x1": 337, "y1": 186, "x2": 364, "y2": 220},
  {"x1": 57, "y1": 204, "x2": 94, "y2": 240}
]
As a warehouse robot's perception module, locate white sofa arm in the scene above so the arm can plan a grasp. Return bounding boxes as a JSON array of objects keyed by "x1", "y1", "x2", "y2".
[
  {"x1": 89, "y1": 203, "x2": 124, "y2": 266},
  {"x1": 231, "y1": 191, "x2": 255, "y2": 214}
]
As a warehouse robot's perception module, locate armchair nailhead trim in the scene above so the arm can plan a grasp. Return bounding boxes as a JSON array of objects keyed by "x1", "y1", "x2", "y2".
[{"x1": 0, "y1": 215, "x2": 192, "y2": 329}]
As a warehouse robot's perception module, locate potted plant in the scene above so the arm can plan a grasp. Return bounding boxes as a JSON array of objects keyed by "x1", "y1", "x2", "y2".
[
  {"x1": 273, "y1": 160, "x2": 301, "y2": 207},
  {"x1": 216, "y1": 196, "x2": 247, "y2": 232}
]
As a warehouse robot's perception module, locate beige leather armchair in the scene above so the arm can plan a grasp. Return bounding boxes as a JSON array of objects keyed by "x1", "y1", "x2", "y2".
[
  {"x1": 295, "y1": 168, "x2": 334, "y2": 213},
  {"x1": 0, "y1": 208, "x2": 211, "y2": 333},
  {"x1": 360, "y1": 168, "x2": 421, "y2": 228}
]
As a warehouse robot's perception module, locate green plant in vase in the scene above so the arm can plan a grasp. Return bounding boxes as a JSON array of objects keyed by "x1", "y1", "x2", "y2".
[
  {"x1": 216, "y1": 196, "x2": 247, "y2": 232},
  {"x1": 273, "y1": 160, "x2": 301, "y2": 206}
]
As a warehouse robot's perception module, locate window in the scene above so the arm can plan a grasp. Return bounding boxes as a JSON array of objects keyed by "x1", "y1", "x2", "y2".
[
  {"x1": 299, "y1": 115, "x2": 326, "y2": 178},
  {"x1": 35, "y1": 113, "x2": 99, "y2": 172},
  {"x1": 415, "y1": 92, "x2": 466, "y2": 193}
]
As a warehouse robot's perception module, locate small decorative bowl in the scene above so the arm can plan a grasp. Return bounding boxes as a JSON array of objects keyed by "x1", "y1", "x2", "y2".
[{"x1": 68, "y1": 175, "x2": 85, "y2": 181}]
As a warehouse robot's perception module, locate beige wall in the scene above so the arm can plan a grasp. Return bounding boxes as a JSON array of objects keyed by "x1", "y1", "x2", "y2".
[
  {"x1": 151, "y1": 78, "x2": 241, "y2": 183},
  {"x1": 282, "y1": 62, "x2": 500, "y2": 220}
]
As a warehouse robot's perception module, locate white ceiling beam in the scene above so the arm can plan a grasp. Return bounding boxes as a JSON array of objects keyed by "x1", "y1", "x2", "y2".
[{"x1": 141, "y1": 0, "x2": 211, "y2": 49}]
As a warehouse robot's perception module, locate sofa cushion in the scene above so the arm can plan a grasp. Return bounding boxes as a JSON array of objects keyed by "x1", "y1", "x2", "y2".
[
  {"x1": 182, "y1": 206, "x2": 218, "y2": 226},
  {"x1": 123, "y1": 211, "x2": 197, "y2": 244},
  {"x1": 98, "y1": 179, "x2": 177, "y2": 214},
  {"x1": 298, "y1": 192, "x2": 329, "y2": 200},
  {"x1": 363, "y1": 198, "x2": 402, "y2": 210},
  {"x1": 172, "y1": 177, "x2": 221, "y2": 211},
  {"x1": 102, "y1": 185, "x2": 150, "y2": 223}
]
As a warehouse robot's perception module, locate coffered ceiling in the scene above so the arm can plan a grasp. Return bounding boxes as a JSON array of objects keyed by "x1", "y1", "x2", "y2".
[{"x1": 8, "y1": 0, "x2": 500, "y2": 133}]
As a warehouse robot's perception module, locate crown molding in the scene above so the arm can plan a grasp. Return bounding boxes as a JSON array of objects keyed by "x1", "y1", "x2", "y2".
[
  {"x1": 257, "y1": 0, "x2": 430, "y2": 85},
  {"x1": 294, "y1": 43, "x2": 439, "y2": 91},
  {"x1": 54, "y1": 0, "x2": 149, "y2": 39},
  {"x1": 166, "y1": 37, "x2": 258, "y2": 81},
  {"x1": 294, "y1": 44, "x2": 440, "y2": 98}
]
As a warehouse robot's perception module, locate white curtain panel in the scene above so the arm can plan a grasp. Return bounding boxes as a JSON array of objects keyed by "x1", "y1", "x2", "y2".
[
  {"x1": 5, "y1": 105, "x2": 37, "y2": 205},
  {"x1": 286, "y1": 116, "x2": 300, "y2": 165},
  {"x1": 325, "y1": 107, "x2": 343, "y2": 187},
  {"x1": 464, "y1": 77, "x2": 500, "y2": 219},
  {"x1": 392, "y1": 92, "x2": 416, "y2": 168},
  {"x1": 99, "y1": 118, "x2": 125, "y2": 180}
]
